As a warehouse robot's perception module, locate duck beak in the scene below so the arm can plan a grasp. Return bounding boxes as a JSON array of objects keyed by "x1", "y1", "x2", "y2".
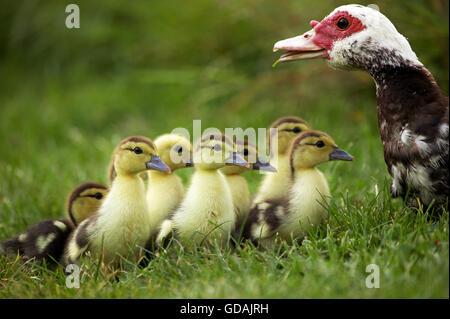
[
  {"x1": 273, "y1": 28, "x2": 327, "y2": 65},
  {"x1": 225, "y1": 152, "x2": 250, "y2": 168},
  {"x1": 185, "y1": 152, "x2": 194, "y2": 167},
  {"x1": 329, "y1": 146, "x2": 354, "y2": 162},
  {"x1": 146, "y1": 155, "x2": 172, "y2": 173},
  {"x1": 253, "y1": 157, "x2": 277, "y2": 172}
]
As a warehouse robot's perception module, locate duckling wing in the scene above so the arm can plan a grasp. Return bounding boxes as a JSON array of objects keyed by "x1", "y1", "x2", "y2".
[
  {"x1": 62, "y1": 215, "x2": 98, "y2": 266},
  {"x1": 241, "y1": 198, "x2": 288, "y2": 245},
  {"x1": 1, "y1": 219, "x2": 73, "y2": 263}
]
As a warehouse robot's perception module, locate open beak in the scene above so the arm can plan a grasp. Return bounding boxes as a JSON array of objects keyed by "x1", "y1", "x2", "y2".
[
  {"x1": 252, "y1": 157, "x2": 277, "y2": 172},
  {"x1": 225, "y1": 152, "x2": 250, "y2": 168},
  {"x1": 146, "y1": 155, "x2": 172, "y2": 173},
  {"x1": 329, "y1": 146, "x2": 354, "y2": 162},
  {"x1": 273, "y1": 29, "x2": 327, "y2": 65}
]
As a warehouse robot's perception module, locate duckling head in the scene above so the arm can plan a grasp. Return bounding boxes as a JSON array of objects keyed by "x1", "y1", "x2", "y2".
[
  {"x1": 269, "y1": 116, "x2": 312, "y2": 155},
  {"x1": 154, "y1": 134, "x2": 193, "y2": 173},
  {"x1": 221, "y1": 139, "x2": 276, "y2": 175},
  {"x1": 290, "y1": 130, "x2": 354, "y2": 170},
  {"x1": 110, "y1": 136, "x2": 171, "y2": 179},
  {"x1": 194, "y1": 133, "x2": 249, "y2": 171},
  {"x1": 66, "y1": 182, "x2": 108, "y2": 226}
]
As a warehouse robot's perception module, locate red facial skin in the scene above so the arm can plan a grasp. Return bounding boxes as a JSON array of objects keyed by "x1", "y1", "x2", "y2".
[{"x1": 310, "y1": 11, "x2": 366, "y2": 54}]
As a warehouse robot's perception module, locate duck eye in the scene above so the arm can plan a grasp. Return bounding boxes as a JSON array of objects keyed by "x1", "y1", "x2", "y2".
[
  {"x1": 175, "y1": 146, "x2": 183, "y2": 153},
  {"x1": 316, "y1": 141, "x2": 325, "y2": 148},
  {"x1": 292, "y1": 127, "x2": 301, "y2": 133},
  {"x1": 337, "y1": 17, "x2": 349, "y2": 30},
  {"x1": 133, "y1": 147, "x2": 143, "y2": 154},
  {"x1": 94, "y1": 193, "x2": 103, "y2": 200}
]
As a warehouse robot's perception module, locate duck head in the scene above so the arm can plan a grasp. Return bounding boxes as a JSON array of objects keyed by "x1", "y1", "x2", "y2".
[
  {"x1": 110, "y1": 136, "x2": 170, "y2": 180},
  {"x1": 289, "y1": 130, "x2": 354, "y2": 170},
  {"x1": 273, "y1": 4, "x2": 420, "y2": 72},
  {"x1": 269, "y1": 116, "x2": 312, "y2": 155},
  {"x1": 66, "y1": 182, "x2": 108, "y2": 226},
  {"x1": 194, "y1": 133, "x2": 249, "y2": 171},
  {"x1": 221, "y1": 138, "x2": 276, "y2": 175},
  {"x1": 154, "y1": 133, "x2": 193, "y2": 173}
]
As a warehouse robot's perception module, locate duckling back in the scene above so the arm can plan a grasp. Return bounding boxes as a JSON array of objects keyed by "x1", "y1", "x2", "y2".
[{"x1": 1, "y1": 219, "x2": 73, "y2": 263}]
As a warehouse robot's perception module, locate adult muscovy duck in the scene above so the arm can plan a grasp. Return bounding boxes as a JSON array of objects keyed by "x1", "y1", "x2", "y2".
[{"x1": 273, "y1": 4, "x2": 449, "y2": 211}]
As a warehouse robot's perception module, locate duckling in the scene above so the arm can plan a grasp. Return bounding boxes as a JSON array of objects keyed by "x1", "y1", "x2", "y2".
[
  {"x1": 62, "y1": 136, "x2": 170, "y2": 266},
  {"x1": 0, "y1": 182, "x2": 108, "y2": 263},
  {"x1": 253, "y1": 116, "x2": 312, "y2": 203},
  {"x1": 146, "y1": 134, "x2": 193, "y2": 238},
  {"x1": 67, "y1": 182, "x2": 109, "y2": 226},
  {"x1": 156, "y1": 133, "x2": 249, "y2": 247},
  {"x1": 220, "y1": 139, "x2": 275, "y2": 236},
  {"x1": 243, "y1": 130, "x2": 353, "y2": 246}
]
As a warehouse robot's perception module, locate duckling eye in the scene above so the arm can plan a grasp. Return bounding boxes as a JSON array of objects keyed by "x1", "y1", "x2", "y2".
[
  {"x1": 337, "y1": 17, "x2": 349, "y2": 30},
  {"x1": 292, "y1": 127, "x2": 301, "y2": 133},
  {"x1": 243, "y1": 149, "x2": 249, "y2": 156},
  {"x1": 316, "y1": 141, "x2": 325, "y2": 148},
  {"x1": 213, "y1": 144, "x2": 222, "y2": 151},
  {"x1": 94, "y1": 193, "x2": 103, "y2": 200},
  {"x1": 175, "y1": 146, "x2": 183, "y2": 154},
  {"x1": 133, "y1": 147, "x2": 143, "y2": 154}
]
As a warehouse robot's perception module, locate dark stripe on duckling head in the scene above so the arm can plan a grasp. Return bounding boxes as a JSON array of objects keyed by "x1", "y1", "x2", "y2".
[
  {"x1": 289, "y1": 130, "x2": 333, "y2": 177},
  {"x1": 119, "y1": 136, "x2": 156, "y2": 150},
  {"x1": 66, "y1": 182, "x2": 108, "y2": 226},
  {"x1": 270, "y1": 116, "x2": 311, "y2": 129}
]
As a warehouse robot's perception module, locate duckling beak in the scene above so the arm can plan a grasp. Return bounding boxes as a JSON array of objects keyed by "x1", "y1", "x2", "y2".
[
  {"x1": 225, "y1": 152, "x2": 250, "y2": 168},
  {"x1": 146, "y1": 155, "x2": 172, "y2": 173},
  {"x1": 329, "y1": 146, "x2": 354, "y2": 162},
  {"x1": 253, "y1": 157, "x2": 277, "y2": 172},
  {"x1": 185, "y1": 153, "x2": 194, "y2": 167}
]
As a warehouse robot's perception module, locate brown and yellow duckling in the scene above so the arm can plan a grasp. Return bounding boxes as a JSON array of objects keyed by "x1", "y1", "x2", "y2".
[
  {"x1": 62, "y1": 136, "x2": 170, "y2": 266},
  {"x1": 243, "y1": 131, "x2": 353, "y2": 246},
  {"x1": 1, "y1": 182, "x2": 107, "y2": 263}
]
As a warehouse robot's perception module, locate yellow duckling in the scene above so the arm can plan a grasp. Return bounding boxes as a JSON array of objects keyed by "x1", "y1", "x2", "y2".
[
  {"x1": 146, "y1": 134, "x2": 193, "y2": 238},
  {"x1": 157, "y1": 133, "x2": 248, "y2": 247},
  {"x1": 243, "y1": 130, "x2": 353, "y2": 246},
  {"x1": 1, "y1": 182, "x2": 108, "y2": 263},
  {"x1": 253, "y1": 116, "x2": 312, "y2": 204},
  {"x1": 62, "y1": 136, "x2": 170, "y2": 266},
  {"x1": 220, "y1": 139, "x2": 275, "y2": 237}
]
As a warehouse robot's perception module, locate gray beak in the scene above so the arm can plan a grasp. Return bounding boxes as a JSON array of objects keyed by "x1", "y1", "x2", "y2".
[
  {"x1": 225, "y1": 152, "x2": 250, "y2": 168},
  {"x1": 329, "y1": 146, "x2": 354, "y2": 162},
  {"x1": 253, "y1": 157, "x2": 277, "y2": 172},
  {"x1": 146, "y1": 155, "x2": 172, "y2": 173}
]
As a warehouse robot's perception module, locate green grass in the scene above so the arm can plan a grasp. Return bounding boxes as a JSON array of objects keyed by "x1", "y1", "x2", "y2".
[{"x1": 0, "y1": 0, "x2": 448, "y2": 298}]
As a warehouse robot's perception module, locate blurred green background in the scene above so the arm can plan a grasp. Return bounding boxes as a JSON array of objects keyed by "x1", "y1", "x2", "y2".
[
  {"x1": 0, "y1": 0, "x2": 448, "y2": 229},
  {"x1": 0, "y1": 0, "x2": 448, "y2": 298}
]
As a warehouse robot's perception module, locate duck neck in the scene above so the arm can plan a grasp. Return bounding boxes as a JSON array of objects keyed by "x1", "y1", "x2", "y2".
[{"x1": 109, "y1": 173, "x2": 146, "y2": 204}]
